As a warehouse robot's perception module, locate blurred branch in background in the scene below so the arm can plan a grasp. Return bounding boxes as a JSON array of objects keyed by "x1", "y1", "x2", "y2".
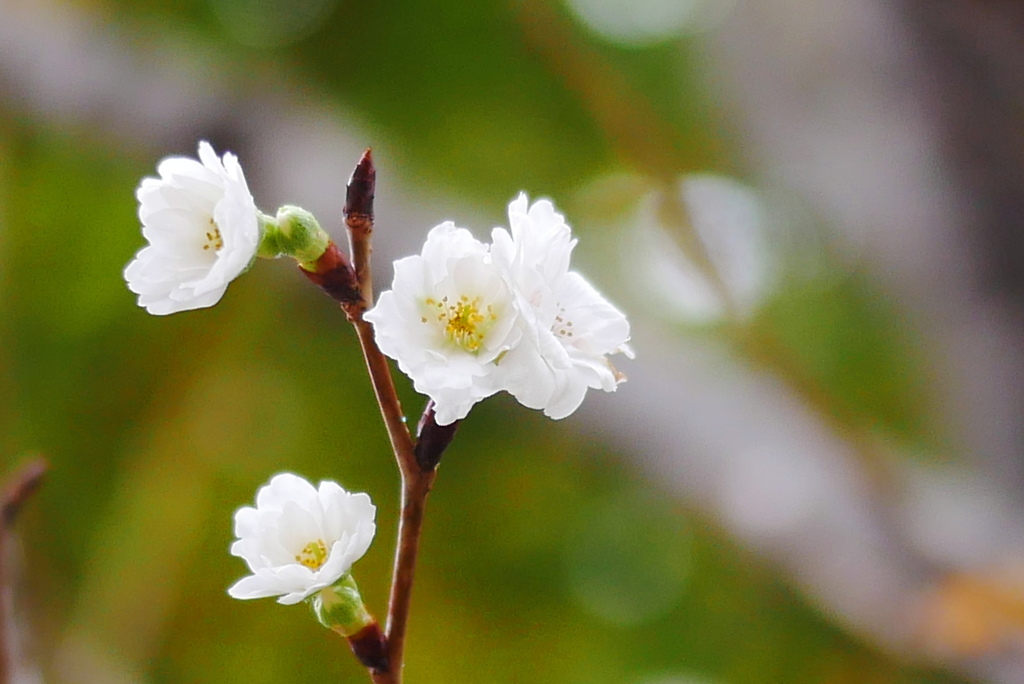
[
  {"x1": 521, "y1": 0, "x2": 1024, "y2": 680},
  {"x1": 0, "y1": 458, "x2": 47, "y2": 684}
]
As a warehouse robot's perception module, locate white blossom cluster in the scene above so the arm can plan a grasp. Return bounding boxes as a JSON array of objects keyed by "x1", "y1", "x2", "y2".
[
  {"x1": 366, "y1": 194, "x2": 633, "y2": 426},
  {"x1": 123, "y1": 146, "x2": 633, "y2": 613}
]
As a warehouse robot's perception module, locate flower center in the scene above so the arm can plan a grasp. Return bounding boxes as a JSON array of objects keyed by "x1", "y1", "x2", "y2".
[
  {"x1": 553, "y1": 305, "x2": 575, "y2": 339},
  {"x1": 422, "y1": 295, "x2": 496, "y2": 352},
  {"x1": 295, "y1": 539, "x2": 329, "y2": 570},
  {"x1": 203, "y1": 218, "x2": 224, "y2": 252}
]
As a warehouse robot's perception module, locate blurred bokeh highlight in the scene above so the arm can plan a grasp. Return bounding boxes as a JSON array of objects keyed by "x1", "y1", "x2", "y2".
[{"x1": 3, "y1": 0, "x2": 1024, "y2": 682}]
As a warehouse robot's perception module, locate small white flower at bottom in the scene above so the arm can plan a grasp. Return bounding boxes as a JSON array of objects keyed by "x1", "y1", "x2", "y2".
[
  {"x1": 124, "y1": 141, "x2": 259, "y2": 315},
  {"x1": 228, "y1": 473, "x2": 376, "y2": 605}
]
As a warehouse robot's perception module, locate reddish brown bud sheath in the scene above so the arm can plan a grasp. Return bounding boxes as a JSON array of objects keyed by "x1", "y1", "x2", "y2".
[
  {"x1": 414, "y1": 401, "x2": 459, "y2": 472},
  {"x1": 299, "y1": 242, "x2": 361, "y2": 304},
  {"x1": 346, "y1": 621, "x2": 389, "y2": 673},
  {"x1": 344, "y1": 149, "x2": 375, "y2": 221}
]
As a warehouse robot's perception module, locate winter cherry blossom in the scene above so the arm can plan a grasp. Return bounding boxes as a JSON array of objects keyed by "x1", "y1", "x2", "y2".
[
  {"x1": 367, "y1": 194, "x2": 632, "y2": 423},
  {"x1": 364, "y1": 222, "x2": 525, "y2": 426},
  {"x1": 124, "y1": 141, "x2": 260, "y2": 315},
  {"x1": 492, "y1": 194, "x2": 633, "y2": 419},
  {"x1": 228, "y1": 473, "x2": 376, "y2": 605}
]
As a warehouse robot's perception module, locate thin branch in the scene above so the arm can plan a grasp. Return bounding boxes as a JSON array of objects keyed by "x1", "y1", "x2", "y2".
[
  {"x1": 342, "y1": 150, "x2": 417, "y2": 477},
  {"x1": 383, "y1": 467, "x2": 435, "y2": 679},
  {"x1": 340, "y1": 150, "x2": 439, "y2": 684},
  {"x1": 0, "y1": 457, "x2": 48, "y2": 684},
  {"x1": 350, "y1": 317, "x2": 417, "y2": 473}
]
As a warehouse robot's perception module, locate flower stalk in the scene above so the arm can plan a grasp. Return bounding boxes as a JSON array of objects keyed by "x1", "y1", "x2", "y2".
[
  {"x1": 414, "y1": 402, "x2": 459, "y2": 472},
  {"x1": 264, "y1": 205, "x2": 332, "y2": 266}
]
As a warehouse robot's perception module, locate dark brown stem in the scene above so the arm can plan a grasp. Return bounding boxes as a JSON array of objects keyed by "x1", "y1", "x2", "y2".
[
  {"x1": 347, "y1": 280, "x2": 425, "y2": 684},
  {"x1": 350, "y1": 318, "x2": 417, "y2": 476},
  {"x1": 342, "y1": 149, "x2": 417, "y2": 475},
  {"x1": 383, "y1": 468, "x2": 434, "y2": 679},
  {"x1": 340, "y1": 149, "x2": 439, "y2": 684},
  {"x1": 0, "y1": 458, "x2": 48, "y2": 684}
]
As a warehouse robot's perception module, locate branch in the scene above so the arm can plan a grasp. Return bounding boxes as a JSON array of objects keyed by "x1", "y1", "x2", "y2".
[
  {"x1": 342, "y1": 150, "x2": 418, "y2": 477},
  {"x1": 0, "y1": 457, "x2": 48, "y2": 684},
  {"x1": 340, "y1": 150, "x2": 438, "y2": 684}
]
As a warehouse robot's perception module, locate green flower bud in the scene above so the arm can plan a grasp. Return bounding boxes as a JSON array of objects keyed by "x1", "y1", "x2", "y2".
[
  {"x1": 309, "y1": 574, "x2": 374, "y2": 637},
  {"x1": 257, "y1": 205, "x2": 331, "y2": 267}
]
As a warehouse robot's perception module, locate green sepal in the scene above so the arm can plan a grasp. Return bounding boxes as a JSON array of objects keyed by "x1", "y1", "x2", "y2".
[
  {"x1": 256, "y1": 211, "x2": 282, "y2": 259},
  {"x1": 309, "y1": 574, "x2": 374, "y2": 637}
]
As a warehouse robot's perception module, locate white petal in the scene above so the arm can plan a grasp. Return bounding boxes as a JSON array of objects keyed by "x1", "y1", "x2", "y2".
[
  {"x1": 233, "y1": 506, "x2": 260, "y2": 538},
  {"x1": 542, "y1": 372, "x2": 590, "y2": 420},
  {"x1": 227, "y1": 574, "x2": 281, "y2": 600},
  {"x1": 257, "y1": 473, "x2": 319, "y2": 511},
  {"x1": 276, "y1": 501, "x2": 324, "y2": 555}
]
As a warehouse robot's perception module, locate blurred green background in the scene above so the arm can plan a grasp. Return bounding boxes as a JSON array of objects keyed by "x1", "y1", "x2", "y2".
[{"x1": 3, "y1": 0, "x2": 1023, "y2": 682}]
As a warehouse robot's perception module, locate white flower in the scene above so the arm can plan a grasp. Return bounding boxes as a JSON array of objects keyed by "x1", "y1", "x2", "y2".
[
  {"x1": 367, "y1": 194, "x2": 632, "y2": 423},
  {"x1": 365, "y1": 222, "x2": 525, "y2": 426},
  {"x1": 492, "y1": 194, "x2": 633, "y2": 419},
  {"x1": 124, "y1": 141, "x2": 260, "y2": 315},
  {"x1": 228, "y1": 473, "x2": 376, "y2": 605}
]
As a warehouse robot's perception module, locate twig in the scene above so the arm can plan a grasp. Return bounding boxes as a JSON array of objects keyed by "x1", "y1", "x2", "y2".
[
  {"x1": 381, "y1": 465, "x2": 434, "y2": 679},
  {"x1": 341, "y1": 150, "x2": 437, "y2": 684},
  {"x1": 341, "y1": 151, "x2": 418, "y2": 477},
  {"x1": 0, "y1": 457, "x2": 48, "y2": 684},
  {"x1": 305, "y1": 151, "x2": 460, "y2": 682}
]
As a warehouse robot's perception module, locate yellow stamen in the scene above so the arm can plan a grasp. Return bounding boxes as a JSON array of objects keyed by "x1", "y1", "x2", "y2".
[
  {"x1": 554, "y1": 305, "x2": 575, "y2": 338},
  {"x1": 203, "y1": 218, "x2": 224, "y2": 252},
  {"x1": 295, "y1": 539, "x2": 329, "y2": 570},
  {"x1": 423, "y1": 295, "x2": 497, "y2": 352}
]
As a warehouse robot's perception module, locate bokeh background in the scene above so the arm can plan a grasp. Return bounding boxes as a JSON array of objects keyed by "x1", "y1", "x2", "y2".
[{"x1": 3, "y1": 0, "x2": 1024, "y2": 682}]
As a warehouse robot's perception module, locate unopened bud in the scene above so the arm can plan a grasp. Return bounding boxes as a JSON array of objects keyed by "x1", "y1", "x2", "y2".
[
  {"x1": 309, "y1": 574, "x2": 374, "y2": 636},
  {"x1": 257, "y1": 205, "x2": 331, "y2": 266}
]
